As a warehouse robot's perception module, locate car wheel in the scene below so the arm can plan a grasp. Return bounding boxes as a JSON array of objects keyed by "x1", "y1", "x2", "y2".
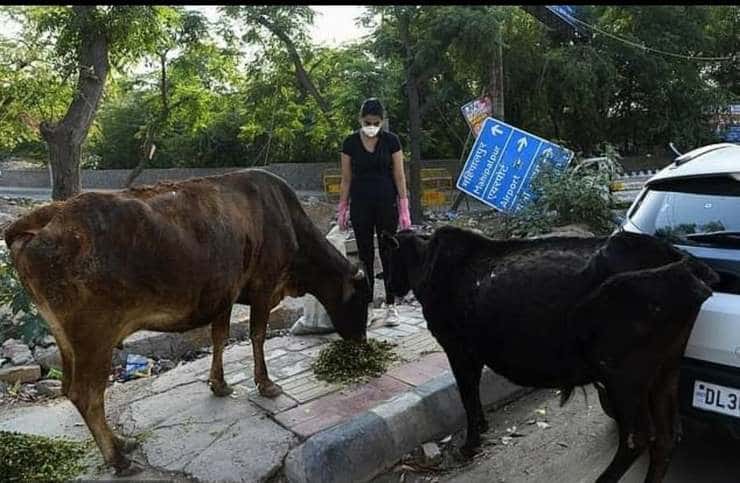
[{"x1": 595, "y1": 382, "x2": 615, "y2": 419}]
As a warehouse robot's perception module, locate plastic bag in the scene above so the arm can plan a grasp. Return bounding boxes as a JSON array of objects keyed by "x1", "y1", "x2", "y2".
[
  {"x1": 124, "y1": 354, "x2": 152, "y2": 380},
  {"x1": 290, "y1": 225, "x2": 348, "y2": 335}
]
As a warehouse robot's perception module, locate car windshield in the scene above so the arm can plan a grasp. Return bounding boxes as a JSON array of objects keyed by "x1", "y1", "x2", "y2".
[{"x1": 629, "y1": 178, "x2": 740, "y2": 247}]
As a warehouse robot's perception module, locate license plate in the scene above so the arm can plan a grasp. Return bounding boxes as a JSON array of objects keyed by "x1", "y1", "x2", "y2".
[{"x1": 693, "y1": 380, "x2": 740, "y2": 418}]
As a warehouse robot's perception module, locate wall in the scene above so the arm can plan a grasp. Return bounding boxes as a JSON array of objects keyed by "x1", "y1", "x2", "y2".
[{"x1": 0, "y1": 160, "x2": 461, "y2": 192}]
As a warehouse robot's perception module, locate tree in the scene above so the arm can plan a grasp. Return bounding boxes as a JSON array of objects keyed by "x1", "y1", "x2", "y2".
[
  {"x1": 585, "y1": 6, "x2": 725, "y2": 153},
  {"x1": 221, "y1": 6, "x2": 335, "y2": 122},
  {"x1": 706, "y1": 6, "x2": 739, "y2": 98},
  {"x1": 125, "y1": 7, "x2": 211, "y2": 187},
  {"x1": 0, "y1": 7, "x2": 72, "y2": 158},
  {"x1": 6, "y1": 6, "x2": 165, "y2": 200}
]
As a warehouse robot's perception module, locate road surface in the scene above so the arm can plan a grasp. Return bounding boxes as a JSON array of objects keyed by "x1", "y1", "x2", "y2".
[{"x1": 375, "y1": 385, "x2": 740, "y2": 483}]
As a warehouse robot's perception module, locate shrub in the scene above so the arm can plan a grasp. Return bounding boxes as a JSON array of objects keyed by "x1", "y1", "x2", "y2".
[
  {"x1": 0, "y1": 247, "x2": 48, "y2": 345},
  {"x1": 502, "y1": 143, "x2": 623, "y2": 238}
]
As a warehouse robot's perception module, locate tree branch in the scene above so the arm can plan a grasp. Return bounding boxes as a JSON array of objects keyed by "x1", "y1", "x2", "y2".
[{"x1": 255, "y1": 15, "x2": 332, "y2": 116}]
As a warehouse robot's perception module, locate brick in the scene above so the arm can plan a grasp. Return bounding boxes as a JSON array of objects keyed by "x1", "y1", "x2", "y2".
[{"x1": 387, "y1": 353, "x2": 451, "y2": 387}]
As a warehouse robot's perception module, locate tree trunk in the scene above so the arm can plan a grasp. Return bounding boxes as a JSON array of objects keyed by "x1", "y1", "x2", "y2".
[
  {"x1": 406, "y1": 75, "x2": 424, "y2": 223},
  {"x1": 39, "y1": 6, "x2": 109, "y2": 201},
  {"x1": 399, "y1": 12, "x2": 424, "y2": 223},
  {"x1": 490, "y1": 26, "x2": 505, "y2": 119},
  {"x1": 45, "y1": 131, "x2": 82, "y2": 200},
  {"x1": 124, "y1": 125, "x2": 155, "y2": 188},
  {"x1": 256, "y1": 16, "x2": 333, "y2": 118},
  {"x1": 125, "y1": 51, "x2": 168, "y2": 188}
]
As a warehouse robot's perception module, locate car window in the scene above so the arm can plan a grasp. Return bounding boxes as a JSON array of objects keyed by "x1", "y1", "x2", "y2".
[{"x1": 629, "y1": 188, "x2": 740, "y2": 246}]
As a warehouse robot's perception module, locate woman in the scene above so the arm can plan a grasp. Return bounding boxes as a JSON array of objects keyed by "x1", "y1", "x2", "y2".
[{"x1": 337, "y1": 98, "x2": 411, "y2": 326}]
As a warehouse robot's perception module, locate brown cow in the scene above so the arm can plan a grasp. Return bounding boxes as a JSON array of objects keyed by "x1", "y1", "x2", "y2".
[{"x1": 4, "y1": 169, "x2": 370, "y2": 474}]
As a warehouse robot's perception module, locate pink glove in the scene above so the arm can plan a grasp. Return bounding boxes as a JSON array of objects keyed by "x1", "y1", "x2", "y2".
[
  {"x1": 337, "y1": 200, "x2": 349, "y2": 231},
  {"x1": 398, "y1": 197, "x2": 411, "y2": 230}
]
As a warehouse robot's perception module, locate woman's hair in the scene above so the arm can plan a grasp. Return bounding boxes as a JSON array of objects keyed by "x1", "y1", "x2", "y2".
[{"x1": 360, "y1": 98, "x2": 384, "y2": 118}]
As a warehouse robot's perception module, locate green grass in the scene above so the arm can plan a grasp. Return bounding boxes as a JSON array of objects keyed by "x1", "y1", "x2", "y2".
[
  {"x1": 0, "y1": 431, "x2": 91, "y2": 482},
  {"x1": 312, "y1": 339, "x2": 398, "y2": 385}
]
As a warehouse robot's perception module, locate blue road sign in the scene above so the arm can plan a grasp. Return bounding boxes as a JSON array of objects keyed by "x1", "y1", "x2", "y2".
[
  {"x1": 548, "y1": 5, "x2": 575, "y2": 21},
  {"x1": 456, "y1": 117, "x2": 574, "y2": 214},
  {"x1": 544, "y1": 6, "x2": 588, "y2": 38},
  {"x1": 722, "y1": 125, "x2": 740, "y2": 143}
]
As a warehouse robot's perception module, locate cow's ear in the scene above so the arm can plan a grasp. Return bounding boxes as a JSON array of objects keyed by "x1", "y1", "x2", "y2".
[
  {"x1": 353, "y1": 267, "x2": 366, "y2": 282},
  {"x1": 381, "y1": 231, "x2": 399, "y2": 250},
  {"x1": 600, "y1": 232, "x2": 630, "y2": 261}
]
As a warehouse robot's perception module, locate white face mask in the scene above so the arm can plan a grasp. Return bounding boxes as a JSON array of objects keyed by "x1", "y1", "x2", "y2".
[{"x1": 362, "y1": 125, "x2": 381, "y2": 137}]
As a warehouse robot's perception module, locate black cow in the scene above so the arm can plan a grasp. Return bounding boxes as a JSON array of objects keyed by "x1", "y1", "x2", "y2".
[{"x1": 382, "y1": 226, "x2": 718, "y2": 483}]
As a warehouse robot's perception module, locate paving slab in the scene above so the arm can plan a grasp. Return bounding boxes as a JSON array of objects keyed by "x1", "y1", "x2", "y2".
[
  {"x1": 0, "y1": 302, "x2": 531, "y2": 483},
  {"x1": 0, "y1": 399, "x2": 90, "y2": 441},
  {"x1": 118, "y1": 382, "x2": 296, "y2": 482},
  {"x1": 386, "y1": 352, "x2": 450, "y2": 386},
  {"x1": 279, "y1": 371, "x2": 341, "y2": 404}
]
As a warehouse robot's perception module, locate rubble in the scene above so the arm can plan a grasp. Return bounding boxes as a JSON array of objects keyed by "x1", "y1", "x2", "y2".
[
  {"x1": 421, "y1": 442, "x2": 442, "y2": 465},
  {"x1": 35, "y1": 379, "x2": 62, "y2": 397},
  {"x1": 37, "y1": 335, "x2": 56, "y2": 347},
  {"x1": 0, "y1": 365, "x2": 41, "y2": 384},
  {"x1": 152, "y1": 358, "x2": 176, "y2": 375},
  {"x1": 33, "y1": 345, "x2": 62, "y2": 371},
  {"x1": 1, "y1": 339, "x2": 33, "y2": 366}
]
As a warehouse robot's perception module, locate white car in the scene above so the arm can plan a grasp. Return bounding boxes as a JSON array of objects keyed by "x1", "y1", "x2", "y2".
[{"x1": 621, "y1": 143, "x2": 740, "y2": 435}]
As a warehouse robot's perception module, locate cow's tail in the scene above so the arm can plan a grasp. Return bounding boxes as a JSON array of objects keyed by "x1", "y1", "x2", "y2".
[{"x1": 4, "y1": 202, "x2": 64, "y2": 256}]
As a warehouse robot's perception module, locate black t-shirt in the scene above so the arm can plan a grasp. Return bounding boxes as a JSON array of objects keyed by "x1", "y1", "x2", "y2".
[{"x1": 341, "y1": 130, "x2": 402, "y2": 201}]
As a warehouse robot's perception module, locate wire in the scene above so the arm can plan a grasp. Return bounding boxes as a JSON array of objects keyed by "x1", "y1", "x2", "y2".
[{"x1": 559, "y1": 10, "x2": 734, "y2": 63}]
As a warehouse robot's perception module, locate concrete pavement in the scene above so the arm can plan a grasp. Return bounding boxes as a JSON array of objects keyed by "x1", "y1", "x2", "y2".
[{"x1": 0, "y1": 302, "x2": 525, "y2": 482}]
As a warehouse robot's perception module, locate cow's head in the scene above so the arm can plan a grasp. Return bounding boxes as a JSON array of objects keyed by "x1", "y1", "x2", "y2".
[
  {"x1": 381, "y1": 230, "x2": 430, "y2": 299},
  {"x1": 333, "y1": 262, "x2": 370, "y2": 341},
  {"x1": 595, "y1": 230, "x2": 719, "y2": 287}
]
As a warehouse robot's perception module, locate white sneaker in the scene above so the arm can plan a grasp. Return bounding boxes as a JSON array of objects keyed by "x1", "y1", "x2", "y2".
[
  {"x1": 384, "y1": 305, "x2": 400, "y2": 327},
  {"x1": 368, "y1": 303, "x2": 400, "y2": 327}
]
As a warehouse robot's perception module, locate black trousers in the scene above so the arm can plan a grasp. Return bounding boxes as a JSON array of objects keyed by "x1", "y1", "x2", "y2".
[{"x1": 350, "y1": 197, "x2": 398, "y2": 305}]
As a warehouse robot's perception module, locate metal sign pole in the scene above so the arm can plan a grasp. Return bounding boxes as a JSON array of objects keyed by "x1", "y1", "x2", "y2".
[{"x1": 449, "y1": 132, "x2": 473, "y2": 212}]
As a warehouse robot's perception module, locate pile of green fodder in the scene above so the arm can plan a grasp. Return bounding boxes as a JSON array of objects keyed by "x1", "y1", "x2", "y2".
[
  {"x1": 0, "y1": 430, "x2": 89, "y2": 481},
  {"x1": 312, "y1": 339, "x2": 398, "y2": 385}
]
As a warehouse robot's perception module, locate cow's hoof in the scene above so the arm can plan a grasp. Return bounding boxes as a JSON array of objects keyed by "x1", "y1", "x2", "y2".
[
  {"x1": 257, "y1": 381, "x2": 283, "y2": 398},
  {"x1": 116, "y1": 435, "x2": 139, "y2": 453},
  {"x1": 210, "y1": 382, "x2": 234, "y2": 397},
  {"x1": 460, "y1": 442, "x2": 481, "y2": 459},
  {"x1": 113, "y1": 459, "x2": 142, "y2": 477}
]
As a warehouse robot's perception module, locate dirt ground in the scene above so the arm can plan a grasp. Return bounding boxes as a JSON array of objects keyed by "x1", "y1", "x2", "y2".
[{"x1": 374, "y1": 383, "x2": 740, "y2": 483}]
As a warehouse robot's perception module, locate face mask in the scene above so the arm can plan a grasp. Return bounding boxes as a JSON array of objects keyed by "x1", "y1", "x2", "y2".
[{"x1": 362, "y1": 125, "x2": 381, "y2": 137}]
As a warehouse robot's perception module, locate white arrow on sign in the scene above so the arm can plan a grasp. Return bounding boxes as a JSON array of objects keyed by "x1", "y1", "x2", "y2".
[
  {"x1": 491, "y1": 124, "x2": 503, "y2": 136},
  {"x1": 542, "y1": 147, "x2": 554, "y2": 158},
  {"x1": 516, "y1": 137, "x2": 528, "y2": 151}
]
